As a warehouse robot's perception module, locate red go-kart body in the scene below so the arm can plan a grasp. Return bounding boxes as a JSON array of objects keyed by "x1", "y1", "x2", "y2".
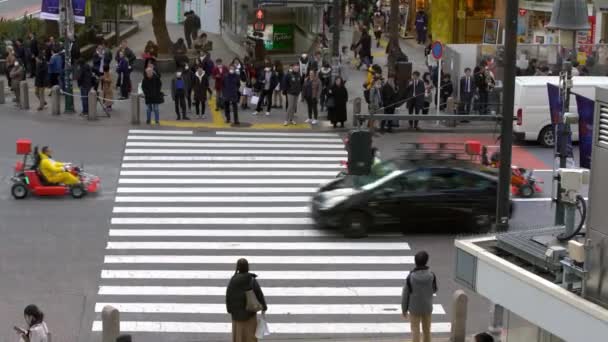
[{"x1": 11, "y1": 139, "x2": 100, "y2": 199}]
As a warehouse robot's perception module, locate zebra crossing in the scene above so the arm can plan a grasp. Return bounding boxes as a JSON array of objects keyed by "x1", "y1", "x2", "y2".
[{"x1": 92, "y1": 129, "x2": 451, "y2": 339}]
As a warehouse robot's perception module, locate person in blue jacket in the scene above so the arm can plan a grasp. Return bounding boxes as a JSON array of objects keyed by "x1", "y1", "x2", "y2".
[{"x1": 222, "y1": 64, "x2": 241, "y2": 125}]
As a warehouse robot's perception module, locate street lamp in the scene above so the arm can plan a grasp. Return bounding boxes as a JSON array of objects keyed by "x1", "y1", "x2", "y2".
[{"x1": 60, "y1": 0, "x2": 75, "y2": 113}]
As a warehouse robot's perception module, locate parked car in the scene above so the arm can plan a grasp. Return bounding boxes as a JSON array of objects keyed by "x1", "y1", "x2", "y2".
[{"x1": 311, "y1": 161, "x2": 511, "y2": 238}]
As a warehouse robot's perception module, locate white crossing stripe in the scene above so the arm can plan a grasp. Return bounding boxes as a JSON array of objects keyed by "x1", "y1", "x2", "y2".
[
  {"x1": 110, "y1": 217, "x2": 313, "y2": 225},
  {"x1": 101, "y1": 270, "x2": 410, "y2": 279},
  {"x1": 92, "y1": 321, "x2": 452, "y2": 334},
  {"x1": 103, "y1": 255, "x2": 413, "y2": 264},
  {"x1": 116, "y1": 187, "x2": 317, "y2": 193},
  {"x1": 112, "y1": 206, "x2": 310, "y2": 214},
  {"x1": 115, "y1": 196, "x2": 311, "y2": 203},
  {"x1": 128, "y1": 129, "x2": 192, "y2": 135},
  {"x1": 97, "y1": 286, "x2": 406, "y2": 296},
  {"x1": 118, "y1": 178, "x2": 332, "y2": 184},
  {"x1": 120, "y1": 170, "x2": 339, "y2": 176},
  {"x1": 123, "y1": 156, "x2": 345, "y2": 161},
  {"x1": 94, "y1": 303, "x2": 445, "y2": 315},
  {"x1": 216, "y1": 131, "x2": 340, "y2": 137},
  {"x1": 106, "y1": 242, "x2": 410, "y2": 250},
  {"x1": 121, "y1": 163, "x2": 342, "y2": 169},
  {"x1": 128, "y1": 135, "x2": 343, "y2": 143},
  {"x1": 124, "y1": 149, "x2": 347, "y2": 155},
  {"x1": 108, "y1": 229, "x2": 348, "y2": 237},
  {"x1": 126, "y1": 142, "x2": 346, "y2": 149}
]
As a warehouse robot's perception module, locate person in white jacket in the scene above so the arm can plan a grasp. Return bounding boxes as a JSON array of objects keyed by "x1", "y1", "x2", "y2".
[{"x1": 14, "y1": 305, "x2": 50, "y2": 342}]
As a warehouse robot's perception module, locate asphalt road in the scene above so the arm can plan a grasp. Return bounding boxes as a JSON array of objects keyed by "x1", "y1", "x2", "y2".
[{"x1": 0, "y1": 109, "x2": 587, "y2": 342}]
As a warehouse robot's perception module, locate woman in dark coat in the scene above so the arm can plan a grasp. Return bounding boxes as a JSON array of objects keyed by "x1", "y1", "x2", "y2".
[
  {"x1": 226, "y1": 258, "x2": 267, "y2": 342},
  {"x1": 191, "y1": 65, "x2": 212, "y2": 117},
  {"x1": 141, "y1": 68, "x2": 163, "y2": 124},
  {"x1": 327, "y1": 76, "x2": 348, "y2": 128}
]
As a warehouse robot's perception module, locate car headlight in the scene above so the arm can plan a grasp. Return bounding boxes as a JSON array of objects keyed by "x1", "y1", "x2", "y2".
[{"x1": 320, "y1": 196, "x2": 348, "y2": 210}]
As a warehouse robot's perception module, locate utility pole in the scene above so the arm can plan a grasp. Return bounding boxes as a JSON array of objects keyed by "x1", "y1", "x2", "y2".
[
  {"x1": 60, "y1": 0, "x2": 75, "y2": 113},
  {"x1": 495, "y1": 0, "x2": 518, "y2": 231},
  {"x1": 387, "y1": 0, "x2": 402, "y2": 75},
  {"x1": 331, "y1": 0, "x2": 341, "y2": 57}
]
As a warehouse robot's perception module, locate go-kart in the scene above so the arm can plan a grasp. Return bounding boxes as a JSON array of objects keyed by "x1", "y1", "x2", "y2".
[
  {"x1": 481, "y1": 145, "x2": 543, "y2": 198},
  {"x1": 11, "y1": 139, "x2": 100, "y2": 199}
]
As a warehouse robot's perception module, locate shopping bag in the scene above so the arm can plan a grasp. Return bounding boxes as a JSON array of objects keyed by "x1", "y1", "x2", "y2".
[
  {"x1": 255, "y1": 313, "x2": 271, "y2": 339},
  {"x1": 250, "y1": 95, "x2": 260, "y2": 105},
  {"x1": 243, "y1": 87, "x2": 253, "y2": 97},
  {"x1": 137, "y1": 82, "x2": 143, "y2": 96}
]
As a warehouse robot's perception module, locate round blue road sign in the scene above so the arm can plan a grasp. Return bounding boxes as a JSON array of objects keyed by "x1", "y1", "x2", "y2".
[{"x1": 431, "y1": 41, "x2": 443, "y2": 59}]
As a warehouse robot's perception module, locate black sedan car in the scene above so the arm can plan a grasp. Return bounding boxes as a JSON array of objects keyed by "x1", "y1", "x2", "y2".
[{"x1": 311, "y1": 161, "x2": 511, "y2": 238}]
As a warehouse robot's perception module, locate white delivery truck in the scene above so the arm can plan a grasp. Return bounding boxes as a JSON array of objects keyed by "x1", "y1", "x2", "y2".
[{"x1": 513, "y1": 76, "x2": 608, "y2": 147}]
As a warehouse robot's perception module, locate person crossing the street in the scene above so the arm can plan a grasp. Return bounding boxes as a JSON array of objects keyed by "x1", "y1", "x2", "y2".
[{"x1": 402, "y1": 251, "x2": 438, "y2": 342}]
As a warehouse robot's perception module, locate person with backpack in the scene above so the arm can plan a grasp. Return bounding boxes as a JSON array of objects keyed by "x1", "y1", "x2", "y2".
[
  {"x1": 14, "y1": 304, "x2": 50, "y2": 342},
  {"x1": 402, "y1": 251, "x2": 437, "y2": 342},
  {"x1": 226, "y1": 258, "x2": 267, "y2": 342},
  {"x1": 171, "y1": 69, "x2": 190, "y2": 120}
]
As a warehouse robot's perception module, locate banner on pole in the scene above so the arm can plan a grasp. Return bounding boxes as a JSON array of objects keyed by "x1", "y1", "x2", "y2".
[
  {"x1": 40, "y1": 0, "x2": 86, "y2": 24},
  {"x1": 575, "y1": 93, "x2": 595, "y2": 168},
  {"x1": 547, "y1": 83, "x2": 574, "y2": 159}
]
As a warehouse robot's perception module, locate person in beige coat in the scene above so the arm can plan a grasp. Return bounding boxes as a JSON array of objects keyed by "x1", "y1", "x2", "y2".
[
  {"x1": 10, "y1": 60, "x2": 25, "y2": 107},
  {"x1": 303, "y1": 70, "x2": 321, "y2": 125}
]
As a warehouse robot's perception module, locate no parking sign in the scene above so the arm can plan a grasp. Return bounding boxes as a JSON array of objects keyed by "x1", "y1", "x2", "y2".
[{"x1": 431, "y1": 41, "x2": 443, "y2": 60}]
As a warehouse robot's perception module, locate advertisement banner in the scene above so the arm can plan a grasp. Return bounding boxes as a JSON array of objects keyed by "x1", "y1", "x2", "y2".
[
  {"x1": 40, "y1": 0, "x2": 86, "y2": 24},
  {"x1": 575, "y1": 94, "x2": 595, "y2": 168},
  {"x1": 547, "y1": 83, "x2": 574, "y2": 160}
]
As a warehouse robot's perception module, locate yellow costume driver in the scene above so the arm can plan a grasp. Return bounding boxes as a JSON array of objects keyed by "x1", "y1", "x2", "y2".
[{"x1": 38, "y1": 146, "x2": 80, "y2": 185}]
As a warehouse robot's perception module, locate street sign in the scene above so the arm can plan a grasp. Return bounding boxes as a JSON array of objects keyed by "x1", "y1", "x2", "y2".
[{"x1": 431, "y1": 41, "x2": 443, "y2": 60}]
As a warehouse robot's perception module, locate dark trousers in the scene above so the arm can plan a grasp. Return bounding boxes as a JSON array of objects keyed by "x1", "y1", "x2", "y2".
[
  {"x1": 459, "y1": 93, "x2": 473, "y2": 114},
  {"x1": 306, "y1": 97, "x2": 318, "y2": 120},
  {"x1": 381, "y1": 108, "x2": 395, "y2": 131},
  {"x1": 224, "y1": 100, "x2": 239, "y2": 123},
  {"x1": 80, "y1": 86, "x2": 90, "y2": 113},
  {"x1": 120, "y1": 76, "x2": 130, "y2": 99},
  {"x1": 174, "y1": 90, "x2": 187, "y2": 119},
  {"x1": 374, "y1": 31, "x2": 382, "y2": 47},
  {"x1": 256, "y1": 89, "x2": 273, "y2": 112},
  {"x1": 185, "y1": 30, "x2": 193, "y2": 49},
  {"x1": 194, "y1": 98, "x2": 207, "y2": 116},
  {"x1": 416, "y1": 29, "x2": 426, "y2": 44},
  {"x1": 186, "y1": 89, "x2": 192, "y2": 110},
  {"x1": 478, "y1": 91, "x2": 488, "y2": 114},
  {"x1": 408, "y1": 101, "x2": 422, "y2": 127}
]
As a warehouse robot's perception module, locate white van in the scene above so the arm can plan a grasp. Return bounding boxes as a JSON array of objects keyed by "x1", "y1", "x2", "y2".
[{"x1": 513, "y1": 76, "x2": 608, "y2": 147}]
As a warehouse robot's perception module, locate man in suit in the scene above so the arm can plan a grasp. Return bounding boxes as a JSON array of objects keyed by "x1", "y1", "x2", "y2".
[
  {"x1": 459, "y1": 68, "x2": 474, "y2": 115},
  {"x1": 407, "y1": 71, "x2": 425, "y2": 130}
]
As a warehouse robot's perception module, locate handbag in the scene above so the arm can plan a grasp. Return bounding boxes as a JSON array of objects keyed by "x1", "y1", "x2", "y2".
[
  {"x1": 326, "y1": 96, "x2": 336, "y2": 109},
  {"x1": 250, "y1": 95, "x2": 260, "y2": 105},
  {"x1": 245, "y1": 278, "x2": 263, "y2": 312},
  {"x1": 243, "y1": 87, "x2": 253, "y2": 97},
  {"x1": 255, "y1": 313, "x2": 271, "y2": 339}
]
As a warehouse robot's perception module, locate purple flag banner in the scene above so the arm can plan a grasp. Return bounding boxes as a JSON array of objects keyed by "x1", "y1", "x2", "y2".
[
  {"x1": 547, "y1": 83, "x2": 573, "y2": 158},
  {"x1": 40, "y1": 0, "x2": 86, "y2": 24},
  {"x1": 575, "y1": 94, "x2": 594, "y2": 168}
]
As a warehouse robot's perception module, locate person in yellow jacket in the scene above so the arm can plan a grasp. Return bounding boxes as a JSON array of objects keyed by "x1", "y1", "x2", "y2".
[{"x1": 38, "y1": 146, "x2": 80, "y2": 185}]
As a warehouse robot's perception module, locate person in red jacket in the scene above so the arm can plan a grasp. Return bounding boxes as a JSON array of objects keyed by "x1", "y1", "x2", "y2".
[{"x1": 212, "y1": 58, "x2": 227, "y2": 110}]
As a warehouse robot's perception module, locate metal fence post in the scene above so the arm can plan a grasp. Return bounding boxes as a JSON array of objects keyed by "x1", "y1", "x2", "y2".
[
  {"x1": 51, "y1": 86, "x2": 61, "y2": 116},
  {"x1": 130, "y1": 93, "x2": 140, "y2": 125},
  {"x1": 88, "y1": 89, "x2": 98, "y2": 121},
  {"x1": 450, "y1": 290, "x2": 468, "y2": 342},
  {"x1": 352, "y1": 97, "x2": 361, "y2": 128},
  {"x1": 19, "y1": 80, "x2": 29, "y2": 110},
  {"x1": 0, "y1": 79, "x2": 5, "y2": 104},
  {"x1": 101, "y1": 305, "x2": 120, "y2": 342}
]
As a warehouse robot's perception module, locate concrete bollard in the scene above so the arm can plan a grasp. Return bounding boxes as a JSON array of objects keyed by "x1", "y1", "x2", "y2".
[
  {"x1": 130, "y1": 93, "x2": 140, "y2": 125},
  {"x1": 450, "y1": 290, "x2": 468, "y2": 342},
  {"x1": 51, "y1": 86, "x2": 61, "y2": 115},
  {"x1": 352, "y1": 97, "x2": 362, "y2": 127},
  {"x1": 447, "y1": 97, "x2": 455, "y2": 113},
  {"x1": 0, "y1": 79, "x2": 5, "y2": 104},
  {"x1": 88, "y1": 89, "x2": 98, "y2": 121},
  {"x1": 19, "y1": 80, "x2": 29, "y2": 110},
  {"x1": 101, "y1": 305, "x2": 120, "y2": 342}
]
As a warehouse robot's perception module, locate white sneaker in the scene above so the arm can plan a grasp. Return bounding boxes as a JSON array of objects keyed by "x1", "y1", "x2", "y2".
[
  {"x1": 265, "y1": 111, "x2": 270, "y2": 116},
  {"x1": 305, "y1": 118, "x2": 311, "y2": 123},
  {"x1": 291, "y1": 120, "x2": 297, "y2": 125},
  {"x1": 311, "y1": 119, "x2": 318, "y2": 125},
  {"x1": 283, "y1": 121, "x2": 289, "y2": 126},
  {"x1": 252, "y1": 111, "x2": 258, "y2": 116}
]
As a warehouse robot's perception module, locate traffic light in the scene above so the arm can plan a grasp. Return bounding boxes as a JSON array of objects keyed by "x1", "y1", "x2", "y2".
[
  {"x1": 254, "y1": 8, "x2": 265, "y2": 32},
  {"x1": 347, "y1": 130, "x2": 373, "y2": 175}
]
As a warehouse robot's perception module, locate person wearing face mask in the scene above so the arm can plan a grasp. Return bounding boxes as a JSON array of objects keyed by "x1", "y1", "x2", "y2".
[
  {"x1": 407, "y1": 71, "x2": 425, "y2": 130},
  {"x1": 272, "y1": 60, "x2": 284, "y2": 109},
  {"x1": 116, "y1": 51, "x2": 131, "y2": 100},
  {"x1": 183, "y1": 63, "x2": 194, "y2": 115},
  {"x1": 303, "y1": 70, "x2": 321, "y2": 124},
  {"x1": 171, "y1": 69, "x2": 190, "y2": 120},
  {"x1": 92, "y1": 44, "x2": 106, "y2": 81},
  {"x1": 212, "y1": 59, "x2": 227, "y2": 110},
  {"x1": 298, "y1": 53, "x2": 310, "y2": 82},
  {"x1": 14, "y1": 305, "x2": 50, "y2": 342},
  {"x1": 380, "y1": 76, "x2": 398, "y2": 133},
  {"x1": 142, "y1": 67, "x2": 163, "y2": 124},
  {"x1": 318, "y1": 63, "x2": 332, "y2": 111},
  {"x1": 240, "y1": 56, "x2": 256, "y2": 109},
  {"x1": 253, "y1": 65, "x2": 278, "y2": 116},
  {"x1": 222, "y1": 65, "x2": 241, "y2": 124},
  {"x1": 10, "y1": 60, "x2": 25, "y2": 107},
  {"x1": 192, "y1": 66, "x2": 212, "y2": 118},
  {"x1": 284, "y1": 64, "x2": 302, "y2": 125}
]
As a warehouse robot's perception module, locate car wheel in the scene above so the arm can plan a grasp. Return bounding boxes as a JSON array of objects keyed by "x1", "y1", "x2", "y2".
[
  {"x1": 519, "y1": 184, "x2": 534, "y2": 198},
  {"x1": 538, "y1": 126, "x2": 555, "y2": 147},
  {"x1": 11, "y1": 183, "x2": 28, "y2": 199},
  {"x1": 70, "y1": 184, "x2": 86, "y2": 199},
  {"x1": 342, "y1": 211, "x2": 370, "y2": 238}
]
